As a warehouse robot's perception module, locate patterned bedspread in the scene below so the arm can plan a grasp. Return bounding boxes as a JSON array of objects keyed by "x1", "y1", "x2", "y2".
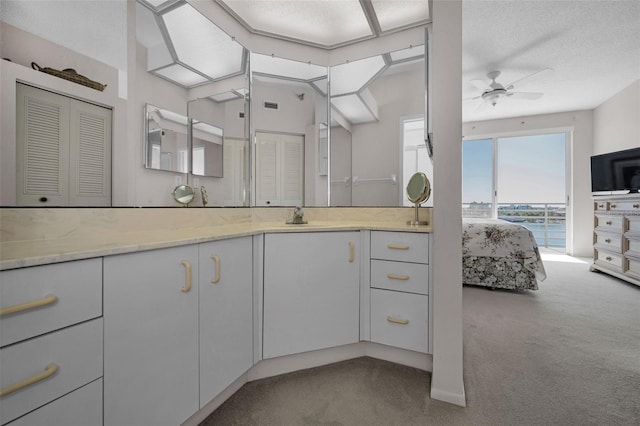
[{"x1": 462, "y1": 218, "x2": 547, "y2": 290}]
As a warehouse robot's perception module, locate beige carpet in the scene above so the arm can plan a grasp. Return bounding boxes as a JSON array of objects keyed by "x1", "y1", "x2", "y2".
[{"x1": 200, "y1": 254, "x2": 640, "y2": 425}]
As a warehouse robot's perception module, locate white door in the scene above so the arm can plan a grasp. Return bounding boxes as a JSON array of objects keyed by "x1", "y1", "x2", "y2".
[
  {"x1": 255, "y1": 132, "x2": 303, "y2": 206},
  {"x1": 198, "y1": 237, "x2": 253, "y2": 406},
  {"x1": 263, "y1": 232, "x2": 360, "y2": 358},
  {"x1": 104, "y1": 246, "x2": 199, "y2": 426}
]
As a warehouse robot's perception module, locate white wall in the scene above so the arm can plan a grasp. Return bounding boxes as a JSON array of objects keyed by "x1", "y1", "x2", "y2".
[
  {"x1": 463, "y1": 110, "x2": 594, "y2": 257},
  {"x1": 430, "y1": 0, "x2": 466, "y2": 407},
  {"x1": 593, "y1": 79, "x2": 640, "y2": 155}
]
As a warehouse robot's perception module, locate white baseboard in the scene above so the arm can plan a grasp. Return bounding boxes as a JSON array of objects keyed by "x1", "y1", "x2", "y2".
[{"x1": 430, "y1": 386, "x2": 467, "y2": 407}]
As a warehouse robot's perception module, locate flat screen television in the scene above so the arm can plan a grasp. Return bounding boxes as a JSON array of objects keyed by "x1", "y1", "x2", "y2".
[{"x1": 591, "y1": 147, "x2": 640, "y2": 193}]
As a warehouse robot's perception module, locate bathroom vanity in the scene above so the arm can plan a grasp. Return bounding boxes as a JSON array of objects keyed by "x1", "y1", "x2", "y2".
[{"x1": 0, "y1": 208, "x2": 431, "y2": 426}]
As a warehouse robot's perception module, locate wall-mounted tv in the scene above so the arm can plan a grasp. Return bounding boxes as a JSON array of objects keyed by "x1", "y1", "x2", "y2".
[{"x1": 591, "y1": 147, "x2": 640, "y2": 193}]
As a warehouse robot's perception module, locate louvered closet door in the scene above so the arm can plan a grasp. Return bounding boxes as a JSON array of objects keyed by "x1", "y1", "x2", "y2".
[
  {"x1": 255, "y1": 132, "x2": 303, "y2": 206},
  {"x1": 69, "y1": 99, "x2": 112, "y2": 206},
  {"x1": 16, "y1": 84, "x2": 70, "y2": 206},
  {"x1": 255, "y1": 133, "x2": 280, "y2": 206}
]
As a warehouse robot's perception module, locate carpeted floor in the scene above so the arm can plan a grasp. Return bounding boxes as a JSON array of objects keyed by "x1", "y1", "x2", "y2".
[{"x1": 200, "y1": 254, "x2": 640, "y2": 425}]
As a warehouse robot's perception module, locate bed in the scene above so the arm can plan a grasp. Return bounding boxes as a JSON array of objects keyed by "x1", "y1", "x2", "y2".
[{"x1": 462, "y1": 218, "x2": 547, "y2": 290}]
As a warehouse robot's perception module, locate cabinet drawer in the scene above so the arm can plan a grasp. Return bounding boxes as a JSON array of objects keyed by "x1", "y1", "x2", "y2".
[
  {"x1": 0, "y1": 258, "x2": 102, "y2": 347},
  {"x1": 371, "y1": 260, "x2": 428, "y2": 295},
  {"x1": 626, "y1": 257, "x2": 640, "y2": 279},
  {"x1": 0, "y1": 318, "x2": 103, "y2": 425},
  {"x1": 370, "y1": 289, "x2": 427, "y2": 354},
  {"x1": 608, "y1": 200, "x2": 640, "y2": 212},
  {"x1": 593, "y1": 200, "x2": 608, "y2": 211},
  {"x1": 628, "y1": 216, "x2": 640, "y2": 234},
  {"x1": 594, "y1": 215, "x2": 624, "y2": 233},
  {"x1": 371, "y1": 231, "x2": 428, "y2": 264},
  {"x1": 594, "y1": 231, "x2": 622, "y2": 253},
  {"x1": 7, "y1": 379, "x2": 102, "y2": 426},
  {"x1": 625, "y1": 237, "x2": 640, "y2": 258},
  {"x1": 594, "y1": 249, "x2": 624, "y2": 270}
]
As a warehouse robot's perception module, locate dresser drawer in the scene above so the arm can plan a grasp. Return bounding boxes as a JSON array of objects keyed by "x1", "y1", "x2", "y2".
[
  {"x1": 370, "y1": 289, "x2": 427, "y2": 354},
  {"x1": 0, "y1": 318, "x2": 103, "y2": 425},
  {"x1": 594, "y1": 231, "x2": 623, "y2": 253},
  {"x1": 593, "y1": 200, "x2": 608, "y2": 211},
  {"x1": 625, "y1": 237, "x2": 640, "y2": 258},
  {"x1": 594, "y1": 249, "x2": 624, "y2": 271},
  {"x1": 371, "y1": 231, "x2": 428, "y2": 264},
  {"x1": 608, "y1": 200, "x2": 640, "y2": 212},
  {"x1": 627, "y1": 216, "x2": 640, "y2": 235},
  {"x1": 7, "y1": 379, "x2": 102, "y2": 426},
  {"x1": 594, "y1": 214, "x2": 624, "y2": 233},
  {"x1": 371, "y1": 260, "x2": 428, "y2": 295},
  {"x1": 626, "y1": 257, "x2": 640, "y2": 279},
  {"x1": 0, "y1": 258, "x2": 102, "y2": 348}
]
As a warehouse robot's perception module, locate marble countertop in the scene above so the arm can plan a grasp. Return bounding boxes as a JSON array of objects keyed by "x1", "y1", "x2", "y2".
[{"x1": 0, "y1": 221, "x2": 430, "y2": 270}]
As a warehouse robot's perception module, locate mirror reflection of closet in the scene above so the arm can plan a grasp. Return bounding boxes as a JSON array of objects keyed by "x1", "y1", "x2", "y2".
[{"x1": 250, "y1": 52, "x2": 329, "y2": 207}]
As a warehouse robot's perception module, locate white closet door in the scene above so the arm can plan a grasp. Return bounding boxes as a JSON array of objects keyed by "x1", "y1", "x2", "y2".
[
  {"x1": 280, "y1": 134, "x2": 304, "y2": 206},
  {"x1": 69, "y1": 99, "x2": 112, "y2": 206},
  {"x1": 16, "y1": 84, "x2": 69, "y2": 206},
  {"x1": 224, "y1": 137, "x2": 248, "y2": 206},
  {"x1": 255, "y1": 132, "x2": 303, "y2": 206},
  {"x1": 255, "y1": 133, "x2": 280, "y2": 206}
]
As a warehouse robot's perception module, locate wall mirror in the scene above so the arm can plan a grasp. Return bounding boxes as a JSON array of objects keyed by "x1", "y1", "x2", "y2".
[
  {"x1": 187, "y1": 86, "x2": 249, "y2": 206},
  {"x1": 329, "y1": 44, "x2": 429, "y2": 207},
  {"x1": 250, "y1": 52, "x2": 329, "y2": 207},
  {"x1": 145, "y1": 103, "x2": 189, "y2": 174}
]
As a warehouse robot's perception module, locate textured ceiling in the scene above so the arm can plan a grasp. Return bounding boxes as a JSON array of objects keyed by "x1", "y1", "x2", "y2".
[{"x1": 462, "y1": 0, "x2": 640, "y2": 123}]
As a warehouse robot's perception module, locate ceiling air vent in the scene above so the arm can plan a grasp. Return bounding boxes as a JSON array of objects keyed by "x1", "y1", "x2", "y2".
[{"x1": 263, "y1": 101, "x2": 279, "y2": 110}]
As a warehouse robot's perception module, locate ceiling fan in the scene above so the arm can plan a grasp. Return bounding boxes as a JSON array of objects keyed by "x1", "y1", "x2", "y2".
[{"x1": 465, "y1": 68, "x2": 552, "y2": 110}]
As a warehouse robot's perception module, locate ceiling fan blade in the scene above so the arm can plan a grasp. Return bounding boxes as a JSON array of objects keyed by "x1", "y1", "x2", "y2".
[
  {"x1": 506, "y1": 91, "x2": 544, "y2": 100},
  {"x1": 463, "y1": 94, "x2": 483, "y2": 101},
  {"x1": 505, "y1": 68, "x2": 553, "y2": 90},
  {"x1": 470, "y1": 78, "x2": 491, "y2": 92},
  {"x1": 474, "y1": 98, "x2": 494, "y2": 112}
]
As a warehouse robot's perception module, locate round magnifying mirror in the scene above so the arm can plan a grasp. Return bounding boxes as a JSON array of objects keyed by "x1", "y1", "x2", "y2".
[
  {"x1": 406, "y1": 172, "x2": 431, "y2": 225},
  {"x1": 172, "y1": 184, "x2": 195, "y2": 206}
]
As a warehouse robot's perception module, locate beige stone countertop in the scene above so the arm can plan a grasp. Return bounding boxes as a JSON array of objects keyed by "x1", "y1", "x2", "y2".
[{"x1": 0, "y1": 221, "x2": 431, "y2": 270}]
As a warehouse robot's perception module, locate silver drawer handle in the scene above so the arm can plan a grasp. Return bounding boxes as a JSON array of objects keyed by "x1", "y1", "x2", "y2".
[{"x1": 0, "y1": 363, "x2": 59, "y2": 397}]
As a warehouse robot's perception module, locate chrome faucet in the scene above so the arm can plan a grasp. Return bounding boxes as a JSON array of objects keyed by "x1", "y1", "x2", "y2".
[{"x1": 286, "y1": 206, "x2": 307, "y2": 224}]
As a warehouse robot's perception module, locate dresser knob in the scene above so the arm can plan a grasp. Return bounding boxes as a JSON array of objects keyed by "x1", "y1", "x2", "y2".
[
  {"x1": 604, "y1": 239, "x2": 611, "y2": 243},
  {"x1": 610, "y1": 204, "x2": 617, "y2": 208},
  {"x1": 605, "y1": 256, "x2": 612, "y2": 261},
  {"x1": 598, "y1": 204, "x2": 604, "y2": 208},
  {"x1": 605, "y1": 221, "x2": 612, "y2": 225},
  {"x1": 633, "y1": 204, "x2": 639, "y2": 209}
]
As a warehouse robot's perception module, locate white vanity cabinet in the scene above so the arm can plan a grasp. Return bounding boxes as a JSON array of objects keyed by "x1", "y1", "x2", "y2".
[
  {"x1": 369, "y1": 231, "x2": 430, "y2": 354},
  {"x1": 0, "y1": 259, "x2": 103, "y2": 426},
  {"x1": 103, "y1": 245, "x2": 199, "y2": 426},
  {"x1": 198, "y1": 237, "x2": 253, "y2": 407},
  {"x1": 263, "y1": 232, "x2": 360, "y2": 359}
]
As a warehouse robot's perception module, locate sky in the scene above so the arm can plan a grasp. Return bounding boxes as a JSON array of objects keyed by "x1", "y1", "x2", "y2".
[{"x1": 463, "y1": 133, "x2": 566, "y2": 205}]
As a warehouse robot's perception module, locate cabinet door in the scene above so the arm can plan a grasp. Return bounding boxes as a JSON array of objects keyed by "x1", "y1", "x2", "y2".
[
  {"x1": 104, "y1": 246, "x2": 199, "y2": 426},
  {"x1": 263, "y1": 232, "x2": 360, "y2": 358},
  {"x1": 199, "y1": 237, "x2": 253, "y2": 407}
]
